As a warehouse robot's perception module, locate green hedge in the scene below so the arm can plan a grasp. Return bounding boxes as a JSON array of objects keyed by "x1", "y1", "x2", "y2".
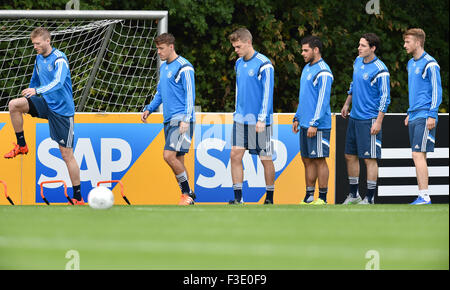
[{"x1": 1, "y1": 0, "x2": 448, "y2": 113}]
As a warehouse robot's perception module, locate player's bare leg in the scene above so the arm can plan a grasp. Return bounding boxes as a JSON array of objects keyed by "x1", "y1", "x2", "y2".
[
  {"x1": 316, "y1": 158, "x2": 329, "y2": 189},
  {"x1": 301, "y1": 157, "x2": 317, "y2": 203},
  {"x1": 302, "y1": 157, "x2": 329, "y2": 203},
  {"x1": 363, "y1": 158, "x2": 378, "y2": 203},
  {"x1": 411, "y1": 151, "x2": 431, "y2": 203},
  {"x1": 316, "y1": 157, "x2": 329, "y2": 203},
  {"x1": 163, "y1": 150, "x2": 185, "y2": 175},
  {"x1": 364, "y1": 158, "x2": 378, "y2": 181},
  {"x1": 175, "y1": 154, "x2": 190, "y2": 180},
  {"x1": 230, "y1": 146, "x2": 246, "y2": 184},
  {"x1": 8, "y1": 97, "x2": 29, "y2": 132},
  {"x1": 343, "y1": 154, "x2": 362, "y2": 204},
  {"x1": 412, "y1": 152, "x2": 428, "y2": 190},
  {"x1": 345, "y1": 154, "x2": 360, "y2": 177},
  {"x1": 261, "y1": 157, "x2": 275, "y2": 185},
  {"x1": 261, "y1": 156, "x2": 275, "y2": 203},
  {"x1": 4, "y1": 97, "x2": 30, "y2": 158},
  {"x1": 59, "y1": 145, "x2": 82, "y2": 204},
  {"x1": 302, "y1": 157, "x2": 317, "y2": 188},
  {"x1": 163, "y1": 150, "x2": 195, "y2": 204},
  {"x1": 60, "y1": 146, "x2": 80, "y2": 186},
  {"x1": 230, "y1": 146, "x2": 246, "y2": 203}
]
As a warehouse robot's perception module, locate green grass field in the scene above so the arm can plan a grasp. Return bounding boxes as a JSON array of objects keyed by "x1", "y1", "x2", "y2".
[{"x1": 0, "y1": 204, "x2": 448, "y2": 270}]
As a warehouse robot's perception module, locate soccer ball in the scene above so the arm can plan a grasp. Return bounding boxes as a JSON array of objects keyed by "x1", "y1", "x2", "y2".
[{"x1": 88, "y1": 186, "x2": 114, "y2": 210}]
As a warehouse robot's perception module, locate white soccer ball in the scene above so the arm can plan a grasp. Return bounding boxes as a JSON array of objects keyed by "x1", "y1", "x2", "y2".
[{"x1": 88, "y1": 186, "x2": 114, "y2": 210}]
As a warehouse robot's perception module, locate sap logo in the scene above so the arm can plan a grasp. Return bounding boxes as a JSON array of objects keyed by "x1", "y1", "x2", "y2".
[
  {"x1": 196, "y1": 138, "x2": 287, "y2": 188},
  {"x1": 37, "y1": 138, "x2": 132, "y2": 188}
]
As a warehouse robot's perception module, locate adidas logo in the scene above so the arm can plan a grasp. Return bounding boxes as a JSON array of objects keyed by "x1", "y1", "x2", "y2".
[
  {"x1": 170, "y1": 143, "x2": 175, "y2": 148},
  {"x1": 364, "y1": 151, "x2": 370, "y2": 156},
  {"x1": 59, "y1": 139, "x2": 65, "y2": 144},
  {"x1": 310, "y1": 150, "x2": 316, "y2": 155},
  {"x1": 414, "y1": 144, "x2": 420, "y2": 149}
]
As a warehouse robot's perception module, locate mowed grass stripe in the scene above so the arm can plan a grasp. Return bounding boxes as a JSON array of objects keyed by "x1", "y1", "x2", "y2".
[{"x1": 0, "y1": 205, "x2": 448, "y2": 269}]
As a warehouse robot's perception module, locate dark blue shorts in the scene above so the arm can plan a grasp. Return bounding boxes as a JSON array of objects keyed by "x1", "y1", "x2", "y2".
[
  {"x1": 408, "y1": 117, "x2": 436, "y2": 152},
  {"x1": 163, "y1": 120, "x2": 194, "y2": 156},
  {"x1": 232, "y1": 122, "x2": 273, "y2": 156},
  {"x1": 345, "y1": 117, "x2": 382, "y2": 159},
  {"x1": 299, "y1": 127, "x2": 330, "y2": 158},
  {"x1": 28, "y1": 96, "x2": 74, "y2": 148}
]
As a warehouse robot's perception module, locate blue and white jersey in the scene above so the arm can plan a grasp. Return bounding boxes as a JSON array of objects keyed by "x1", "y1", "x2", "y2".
[
  {"x1": 145, "y1": 56, "x2": 195, "y2": 123},
  {"x1": 29, "y1": 48, "x2": 74, "y2": 117},
  {"x1": 294, "y1": 58, "x2": 333, "y2": 129},
  {"x1": 234, "y1": 51, "x2": 274, "y2": 125},
  {"x1": 347, "y1": 56, "x2": 390, "y2": 120},
  {"x1": 407, "y1": 52, "x2": 442, "y2": 121}
]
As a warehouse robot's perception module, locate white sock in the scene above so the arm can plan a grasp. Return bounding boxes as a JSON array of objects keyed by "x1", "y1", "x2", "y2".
[{"x1": 418, "y1": 190, "x2": 430, "y2": 201}]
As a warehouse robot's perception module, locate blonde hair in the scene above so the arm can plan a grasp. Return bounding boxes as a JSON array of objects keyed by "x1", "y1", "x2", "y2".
[
  {"x1": 228, "y1": 28, "x2": 252, "y2": 43},
  {"x1": 403, "y1": 28, "x2": 426, "y2": 48},
  {"x1": 30, "y1": 27, "x2": 51, "y2": 40}
]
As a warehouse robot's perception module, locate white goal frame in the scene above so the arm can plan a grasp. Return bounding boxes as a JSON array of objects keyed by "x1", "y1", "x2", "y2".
[{"x1": 0, "y1": 10, "x2": 168, "y2": 112}]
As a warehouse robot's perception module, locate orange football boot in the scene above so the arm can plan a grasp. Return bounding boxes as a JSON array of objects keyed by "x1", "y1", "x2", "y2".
[
  {"x1": 70, "y1": 198, "x2": 85, "y2": 205},
  {"x1": 4, "y1": 143, "x2": 29, "y2": 159},
  {"x1": 178, "y1": 193, "x2": 195, "y2": 205}
]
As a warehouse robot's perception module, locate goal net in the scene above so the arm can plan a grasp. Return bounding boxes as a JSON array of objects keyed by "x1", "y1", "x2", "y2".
[{"x1": 0, "y1": 10, "x2": 167, "y2": 113}]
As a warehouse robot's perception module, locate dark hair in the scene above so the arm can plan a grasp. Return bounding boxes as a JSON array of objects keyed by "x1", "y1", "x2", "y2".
[
  {"x1": 155, "y1": 33, "x2": 175, "y2": 46},
  {"x1": 300, "y1": 35, "x2": 323, "y2": 53},
  {"x1": 361, "y1": 33, "x2": 380, "y2": 50}
]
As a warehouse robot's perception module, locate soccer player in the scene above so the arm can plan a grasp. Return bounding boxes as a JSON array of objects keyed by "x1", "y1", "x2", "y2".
[
  {"x1": 141, "y1": 33, "x2": 196, "y2": 205},
  {"x1": 228, "y1": 28, "x2": 275, "y2": 204},
  {"x1": 292, "y1": 36, "x2": 333, "y2": 205},
  {"x1": 403, "y1": 28, "x2": 442, "y2": 205},
  {"x1": 4, "y1": 27, "x2": 83, "y2": 204},
  {"x1": 341, "y1": 33, "x2": 390, "y2": 205}
]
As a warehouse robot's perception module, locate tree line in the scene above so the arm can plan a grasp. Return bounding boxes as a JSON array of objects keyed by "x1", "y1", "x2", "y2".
[{"x1": 1, "y1": 0, "x2": 448, "y2": 113}]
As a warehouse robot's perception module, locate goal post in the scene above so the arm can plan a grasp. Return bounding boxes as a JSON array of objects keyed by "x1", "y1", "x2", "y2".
[{"x1": 0, "y1": 10, "x2": 168, "y2": 113}]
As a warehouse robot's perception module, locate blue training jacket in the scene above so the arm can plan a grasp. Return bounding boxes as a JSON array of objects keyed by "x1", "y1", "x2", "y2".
[
  {"x1": 233, "y1": 51, "x2": 274, "y2": 125},
  {"x1": 294, "y1": 58, "x2": 333, "y2": 129},
  {"x1": 407, "y1": 51, "x2": 442, "y2": 121},
  {"x1": 145, "y1": 56, "x2": 195, "y2": 123},
  {"x1": 30, "y1": 48, "x2": 75, "y2": 117},
  {"x1": 347, "y1": 56, "x2": 390, "y2": 120}
]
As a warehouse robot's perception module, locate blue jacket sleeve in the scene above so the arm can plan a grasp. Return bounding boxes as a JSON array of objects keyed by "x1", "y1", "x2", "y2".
[
  {"x1": 347, "y1": 57, "x2": 358, "y2": 95},
  {"x1": 35, "y1": 58, "x2": 69, "y2": 95},
  {"x1": 310, "y1": 74, "x2": 333, "y2": 127},
  {"x1": 426, "y1": 63, "x2": 442, "y2": 119},
  {"x1": 294, "y1": 90, "x2": 301, "y2": 123},
  {"x1": 145, "y1": 81, "x2": 162, "y2": 113},
  {"x1": 376, "y1": 72, "x2": 390, "y2": 113},
  {"x1": 29, "y1": 60, "x2": 40, "y2": 89},
  {"x1": 347, "y1": 81, "x2": 353, "y2": 95},
  {"x1": 180, "y1": 67, "x2": 195, "y2": 123},
  {"x1": 257, "y1": 63, "x2": 274, "y2": 123}
]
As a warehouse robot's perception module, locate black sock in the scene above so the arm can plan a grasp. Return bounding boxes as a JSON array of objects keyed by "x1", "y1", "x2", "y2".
[
  {"x1": 319, "y1": 187, "x2": 328, "y2": 202},
  {"x1": 366, "y1": 180, "x2": 377, "y2": 202},
  {"x1": 176, "y1": 172, "x2": 191, "y2": 194},
  {"x1": 15, "y1": 131, "x2": 26, "y2": 147},
  {"x1": 233, "y1": 183, "x2": 243, "y2": 202},
  {"x1": 304, "y1": 186, "x2": 315, "y2": 202},
  {"x1": 73, "y1": 185, "x2": 81, "y2": 201},
  {"x1": 266, "y1": 185, "x2": 274, "y2": 201},
  {"x1": 349, "y1": 177, "x2": 359, "y2": 198},
  {"x1": 180, "y1": 180, "x2": 191, "y2": 194},
  {"x1": 234, "y1": 189, "x2": 242, "y2": 202}
]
